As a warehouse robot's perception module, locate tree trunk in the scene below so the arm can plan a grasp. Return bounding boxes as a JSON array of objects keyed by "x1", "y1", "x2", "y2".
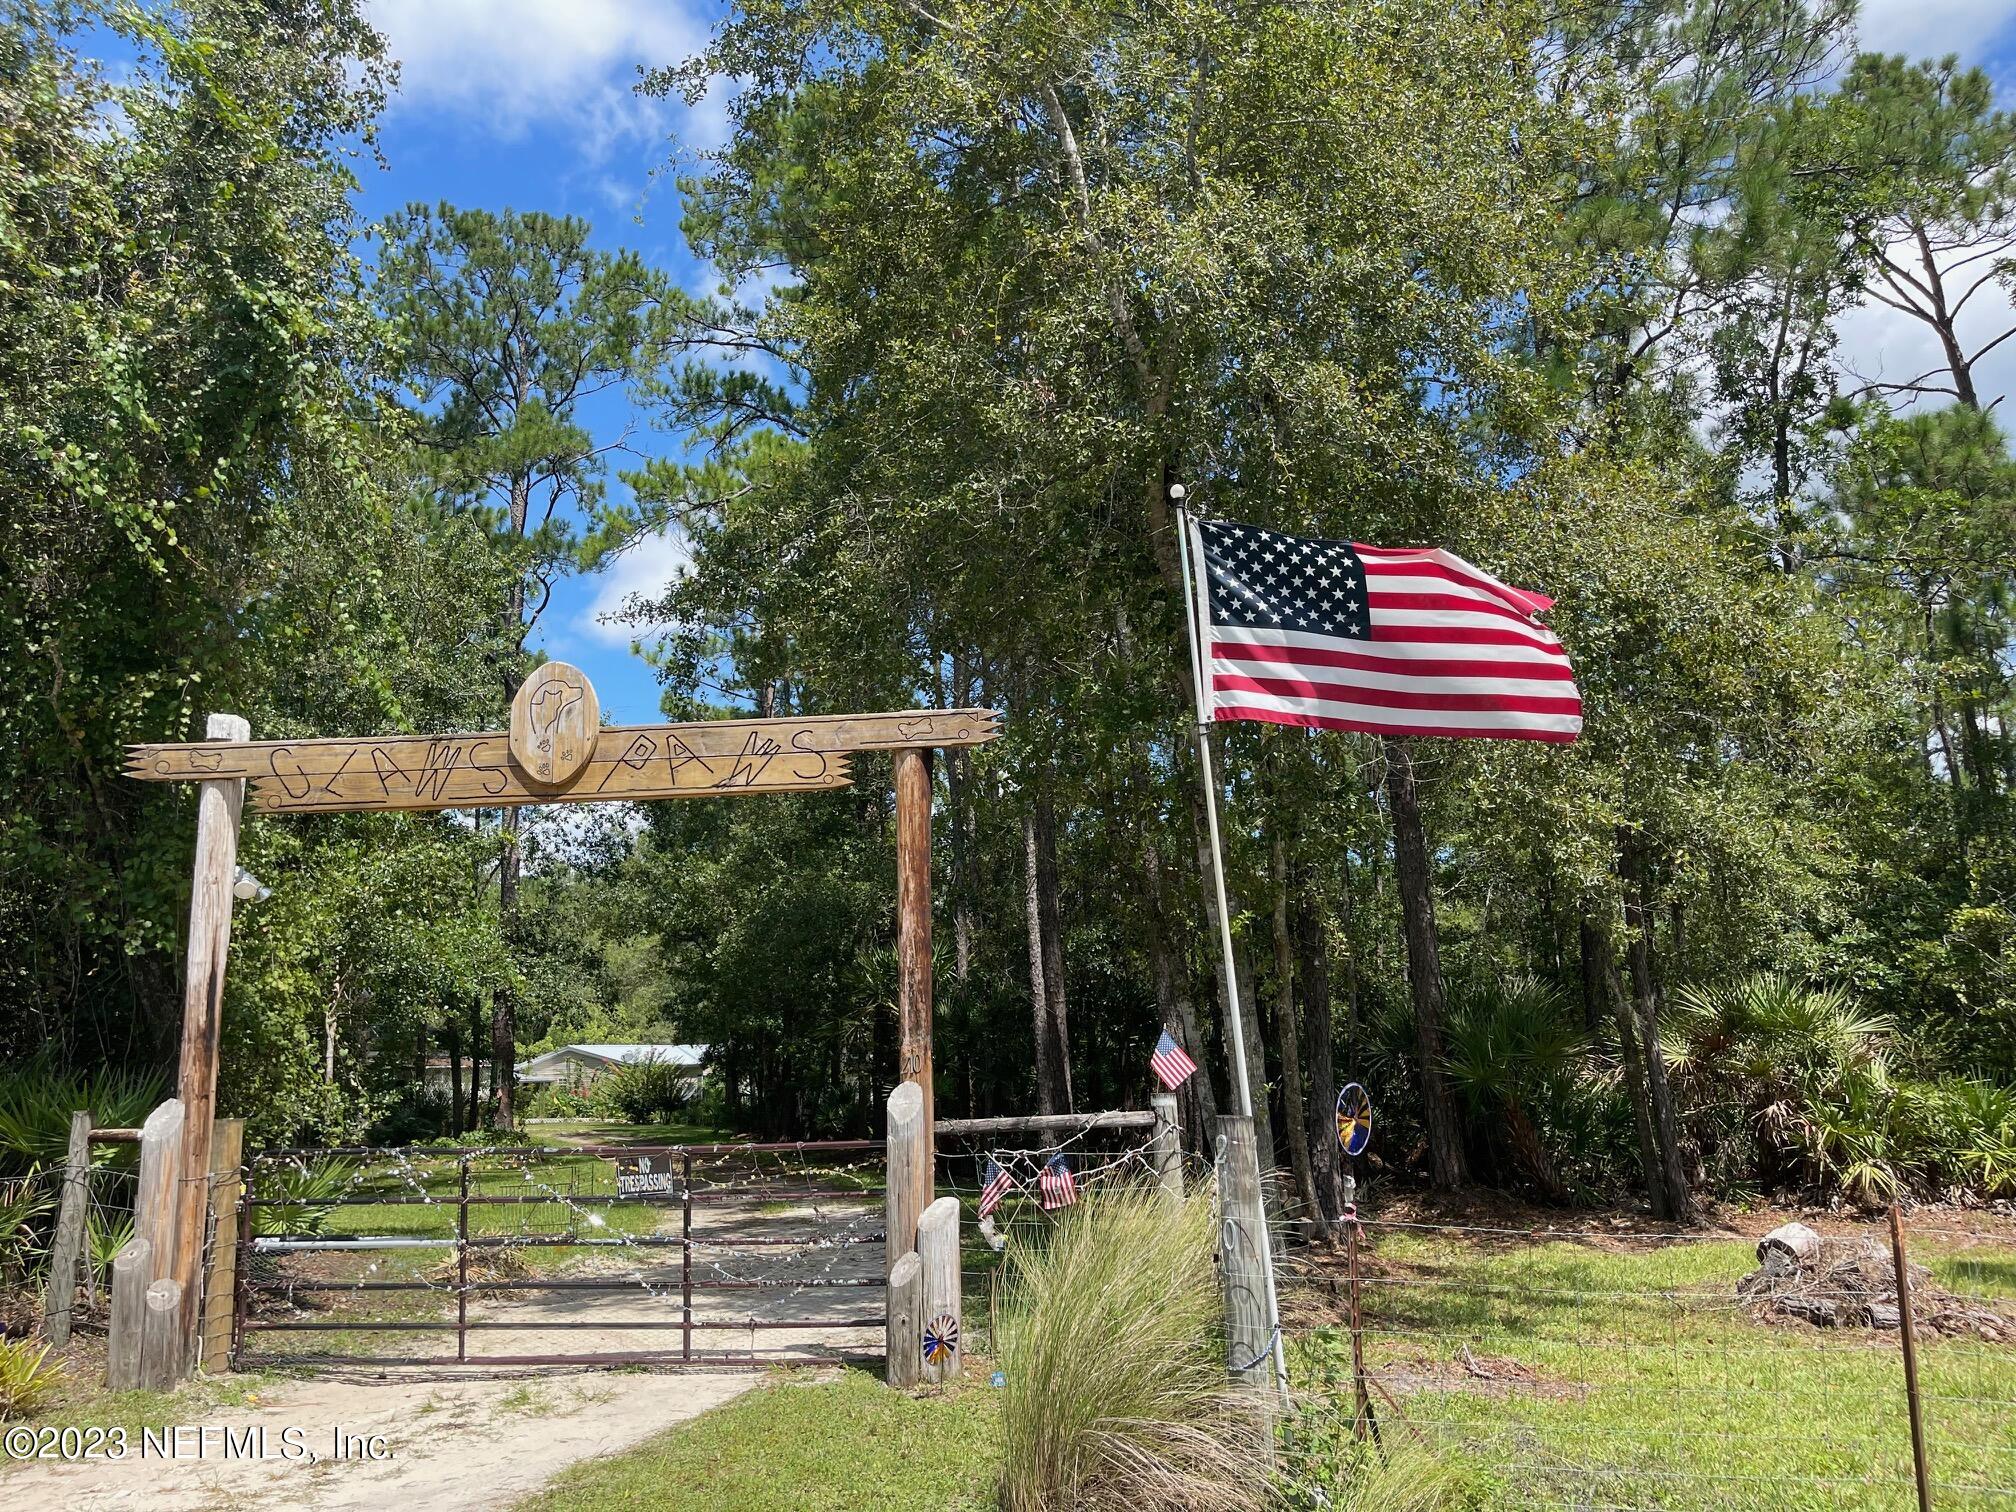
[
  {"x1": 1271, "y1": 829, "x2": 1321, "y2": 1230},
  {"x1": 468, "y1": 999, "x2": 489, "y2": 1126},
  {"x1": 1578, "y1": 918, "x2": 1606, "y2": 1035},
  {"x1": 445, "y1": 1022, "x2": 464, "y2": 1135},
  {"x1": 1380, "y1": 739, "x2": 1468, "y2": 1188},
  {"x1": 1619, "y1": 833, "x2": 1693, "y2": 1223},
  {"x1": 1294, "y1": 872, "x2": 1347, "y2": 1230},
  {"x1": 1599, "y1": 926, "x2": 1666, "y2": 1218},
  {"x1": 1186, "y1": 751, "x2": 1270, "y2": 1137},
  {"x1": 1144, "y1": 841, "x2": 1218, "y2": 1146},
  {"x1": 1232, "y1": 934, "x2": 1280, "y2": 1221},
  {"x1": 1033, "y1": 793, "x2": 1074, "y2": 1112},
  {"x1": 1024, "y1": 811, "x2": 1063, "y2": 1115}
]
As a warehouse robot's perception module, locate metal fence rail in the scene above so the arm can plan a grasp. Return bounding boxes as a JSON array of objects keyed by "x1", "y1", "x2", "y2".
[{"x1": 234, "y1": 1140, "x2": 887, "y2": 1369}]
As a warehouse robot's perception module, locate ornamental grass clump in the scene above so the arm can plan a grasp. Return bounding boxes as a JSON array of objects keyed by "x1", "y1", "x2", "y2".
[{"x1": 997, "y1": 1188, "x2": 1271, "y2": 1512}]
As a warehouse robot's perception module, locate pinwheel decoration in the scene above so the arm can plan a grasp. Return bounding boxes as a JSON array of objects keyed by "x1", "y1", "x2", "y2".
[
  {"x1": 1336, "y1": 1082, "x2": 1372, "y2": 1157},
  {"x1": 923, "y1": 1313, "x2": 960, "y2": 1366}
]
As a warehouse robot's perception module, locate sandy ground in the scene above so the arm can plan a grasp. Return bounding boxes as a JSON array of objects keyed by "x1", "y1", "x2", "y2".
[{"x1": 1, "y1": 1367, "x2": 762, "y2": 1510}]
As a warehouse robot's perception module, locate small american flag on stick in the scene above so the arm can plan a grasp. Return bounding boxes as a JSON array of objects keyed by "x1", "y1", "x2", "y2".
[
  {"x1": 1191, "y1": 519, "x2": 1581, "y2": 743},
  {"x1": 978, "y1": 1158, "x2": 1013, "y2": 1218},
  {"x1": 1038, "y1": 1153, "x2": 1077, "y2": 1210},
  {"x1": 1149, "y1": 1029, "x2": 1199, "y2": 1090}
]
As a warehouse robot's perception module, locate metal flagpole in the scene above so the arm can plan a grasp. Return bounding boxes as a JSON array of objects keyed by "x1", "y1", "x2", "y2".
[{"x1": 1172, "y1": 485, "x2": 1290, "y2": 1397}]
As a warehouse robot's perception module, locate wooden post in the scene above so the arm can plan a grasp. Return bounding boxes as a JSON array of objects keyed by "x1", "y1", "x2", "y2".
[
  {"x1": 1150, "y1": 1092, "x2": 1183, "y2": 1203},
  {"x1": 887, "y1": 1251, "x2": 923, "y2": 1389},
  {"x1": 197, "y1": 1118, "x2": 244, "y2": 1374},
  {"x1": 172, "y1": 711, "x2": 249, "y2": 1369},
  {"x1": 139, "y1": 1278, "x2": 184, "y2": 1391},
  {"x1": 1889, "y1": 1203, "x2": 1934, "y2": 1512},
  {"x1": 1216, "y1": 1115, "x2": 1272, "y2": 1394},
  {"x1": 917, "y1": 1196, "x2": 963, "y2": 1384},
  {"x1": 1347, "y1": 1216, "x2": 1378, "y2": 1445},
  {"x1": 886, "y1": 1081, "x2": 925, "y2": 1279},
  {"x1": 106, "y1": 1236, "x2": 151, "y2": 1390},
  {"x1": 894, "y1": 746, "x2": 934, "y2": 1200},
  {"x1": 134, "y1": 1098, "x2": 186, "y2": 1278},
  {"x1": 44, "y1": 1111, "x2": 91, "y2": 1347}
]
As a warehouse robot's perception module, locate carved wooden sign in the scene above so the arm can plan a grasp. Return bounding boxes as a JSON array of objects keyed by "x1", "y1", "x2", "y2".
[
  {"x1": 127, "y1": 679, "x2": 1001, "y2": 816},
  {"x1": 511, "y1": 662, "x2": 599, "y2": 785}
]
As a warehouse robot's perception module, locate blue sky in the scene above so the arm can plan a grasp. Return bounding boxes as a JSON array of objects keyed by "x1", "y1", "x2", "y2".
[{"x1": 354, "y1": 1, "x2": 735, "y2": 724}]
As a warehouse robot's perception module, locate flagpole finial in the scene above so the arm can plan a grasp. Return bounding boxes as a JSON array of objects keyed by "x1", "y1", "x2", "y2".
[{"x1": 1169, "y1": 482, "x2": 1186, "y2": 502}]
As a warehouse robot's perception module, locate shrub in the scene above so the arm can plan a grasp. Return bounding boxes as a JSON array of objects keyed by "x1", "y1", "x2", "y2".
[
  {"x1": 250, "y1": 1157, "x2": 357, "y2": 1238},
  {"x1": 522, "y1": 1083, "x2": 592, "y2": 1118},
  {"x1": 86, "y1": 1209, "x2": 133, "y2": 1291},
  {"x1": 997, "y1": 1189, "x2": 1270, "y2": 1512},
  {"x1": 0, "y1": 1173, "x2": 52, "y2": 1280},
  {"x1": 0, "y1": 1338, "x2": 62, "y2": 1419},
  {"x1": 589, "y1": 1058, "x2": 693, "y2": 1125},
  {"x1": 365, "y1": 1088, "x2": 453, "y2": 1147},
  {"x1": 0, "y1": 1058, "x2": 167, "y2": 1181}
]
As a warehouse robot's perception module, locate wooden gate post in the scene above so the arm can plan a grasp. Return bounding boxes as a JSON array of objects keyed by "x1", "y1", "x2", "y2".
[
  {"x1": 917, "y1": 1196, "x2": 963, "y2": 1384},
  {"x1": 106, "y1": 1236, "x2": 152, "y2": 1390},
  {"x1": 887, "y1": 1251, "x2": 923, "y2": 1389},
  {"x1": 1150, "y1": 1092, "x2": 1183, "y2": 1203},
  {"x1": 43, "y1": 1111, "x2": 91, "y2": 1347},
  {"x1": 135, "y1": 1099, "x2": 186, "y2": 1275},
  {"x1": 172, "y1": 711, "x2": 250, "y2": 1371},
  {"x1": 198, "y1": 1118, "x2": 244, "y2": 1374},
  {"x1": 1215, "y1": 1115, "x2": 1273, "y2": 1394},
  {"x1": 893, "y1": 747, "x2": 934, "y2": 1193},
  {"x1": 885, "y1": 1081, "x2": 925, "y2": 1278}
]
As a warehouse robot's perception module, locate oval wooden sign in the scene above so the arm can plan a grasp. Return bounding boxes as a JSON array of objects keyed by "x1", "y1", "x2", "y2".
[{"x1": 510, "y1": 662, "x2": 600, "y2": 785}]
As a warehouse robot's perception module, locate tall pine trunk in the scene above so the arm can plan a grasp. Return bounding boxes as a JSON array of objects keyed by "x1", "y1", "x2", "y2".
[
  {"x1": 1144, "y1": 841, "x2": 1217, "y2": 1145},
  {"x1": 1380, "y1": 739, "x2": 1468, "y2": 1189},
  {"x1": 1619, "y1": 833, "x2": 1693, "y2": 1222},
  {"x1": 1271, "y1": 828, "x2": 1321, "y2": 1228},
  {"x1": 1024, "y1": 810, "x2": 1067, "y2": 1114},
  {"x1": 1294, "y1": 877, "x2": 1347, "y2": 1230},
  {"x1": 1034, "y1": 792, "x2": 1073, "y2": 1111},
  {"x1": 445, "y1": 1021, "x2": 464, "y2": 1135}
]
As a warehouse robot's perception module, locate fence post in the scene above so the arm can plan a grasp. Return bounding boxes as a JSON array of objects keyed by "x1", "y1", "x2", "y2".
[
  {"x1": 1150, "y1": 1092, "x2": 1182, "y2": 1203},
  {"x1": 134, "y1": 1098, "x2": 186, "y2": 1272},
  {"x1": 197, "y1": 1118, "x2": 243, "y2": 1374},
  {"x1": 1888, "y1": 1202, "x2": 1934, "y2": 1512},
  {"x1": 172, "y1": 712, "x2": 250, "y2": 1374},
  {"x1": 139, "y1": 1278, "x2": 185, "y2": 1390},
  {"x1": 886, "y1": 1081, "x2": 925, "y2": 1278},
  {"x1": 1215, "y1": 1115, "x2": 1273, "y2": 1395},
  {"x1": 44, "y1": 1111, "x2": 92, "y2": 1347},
  {"x1": 887, "y1": 1251, "x2": 923, "y2": 1389},
  {"x1": 917, "y1": 1196, "x2": 963, "y2": 1384},
  {"x1": 106, "y1": 1236, "x2": 152, "y2": 1389}
]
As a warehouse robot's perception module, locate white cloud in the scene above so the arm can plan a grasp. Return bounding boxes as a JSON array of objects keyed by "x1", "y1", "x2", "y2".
[
  {"x1": 1856, "y1": 0, "x2": 2015, "y2": 62},
  {"x1": 366, "y1": 0, "x2": 726, "y2": 156},
  {"x1": 579, "y1": 525, "x2": 693, "y2": 645}
]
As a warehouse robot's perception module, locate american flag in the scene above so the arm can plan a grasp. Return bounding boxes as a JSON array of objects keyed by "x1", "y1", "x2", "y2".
[
  {"x1": 978, "y1": 1157, "x2": 1013, "y2": 1218},
  {"x1": 1038, "y1": 1153, "x2": 1077, "y2": 1210},
  {"x1": 1191, "y1": 519, "x2": 1582, "y2": 743},
  {"x1": 1149, "y1": 1029, "x2": 1199, "y2": 1091}
]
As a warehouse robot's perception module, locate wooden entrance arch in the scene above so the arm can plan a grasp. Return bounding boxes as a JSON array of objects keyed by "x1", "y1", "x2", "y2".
[{"x1": 127, "y1": 666, "x2": 1000, "y2": 1376}]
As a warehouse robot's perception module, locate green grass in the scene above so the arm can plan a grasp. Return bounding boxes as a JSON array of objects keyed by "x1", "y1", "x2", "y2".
[
  {"x1": 515, "y1": 1369, "x2": 1001, "y2": 1512},
  {"x1": 1290, "y1": 1228, "x2": 2016, "y2": 1511}
]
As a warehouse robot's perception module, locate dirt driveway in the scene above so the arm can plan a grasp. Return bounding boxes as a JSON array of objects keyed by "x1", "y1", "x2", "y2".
[{"x1": 1, "y1": 1367, "x2": 761, "y2": 1510}]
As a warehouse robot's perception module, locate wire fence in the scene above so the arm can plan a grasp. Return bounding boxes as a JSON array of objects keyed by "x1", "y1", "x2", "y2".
[{"x1": 1274, "y1": 1212, "x2": 2016, "y2": 1510}]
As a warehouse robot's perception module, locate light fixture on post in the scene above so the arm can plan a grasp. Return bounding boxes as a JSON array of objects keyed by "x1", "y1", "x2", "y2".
[{"x1": 231, "y1": 866, "x2": 271, "y2": 904}]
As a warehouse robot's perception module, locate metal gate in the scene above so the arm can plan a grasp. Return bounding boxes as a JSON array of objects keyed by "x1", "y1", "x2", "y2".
[{"x1": 233, "y1": 1139, "x2": 887, "y2": 1368}]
